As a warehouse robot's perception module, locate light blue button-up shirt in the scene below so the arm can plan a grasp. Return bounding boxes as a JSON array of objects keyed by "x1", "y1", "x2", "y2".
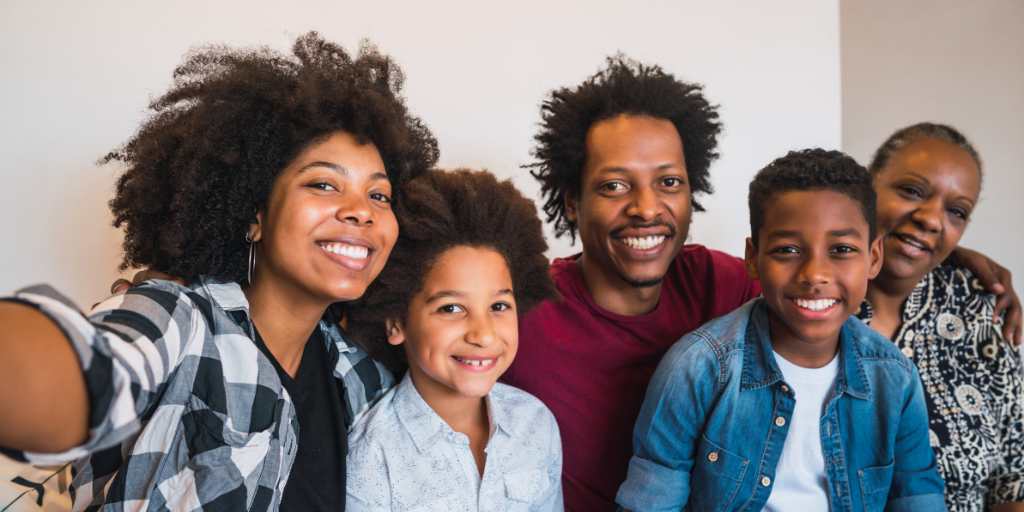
[
  {"x1": 346, "y1": 373, "x2": 563, "y2": 511},
  {"x1": 617, "y1": 298, "x2": 947, "y2": 512}
]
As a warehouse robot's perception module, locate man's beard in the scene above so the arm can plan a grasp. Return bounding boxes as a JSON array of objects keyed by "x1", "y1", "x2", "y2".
[{"x1": 622, "y1": 275, "x2": 664, "y2": 288}]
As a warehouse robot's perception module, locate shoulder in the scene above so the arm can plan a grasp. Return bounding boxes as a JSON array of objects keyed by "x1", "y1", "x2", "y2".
[
  {"x1": 491, "y1": 383, "x2": 558, "y2": 430},
  {"x1": 674, "y1": 244, "x2": 746, "y2": 275},
  {"x1": 348, "y1": 386, "x2": 401, "y2": 448},
  {"x1": 657, "y1": 301, "x2": 755, "y2": 384},
  {"x1": 929, "y1": 263, "x2": 997, "y2": 309},
  {"x1": 845, "y1": 316, "x2": 917, "y2": 378}
]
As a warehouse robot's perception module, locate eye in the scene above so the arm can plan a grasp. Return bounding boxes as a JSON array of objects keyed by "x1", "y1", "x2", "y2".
[
  {"x1": 770, "y1": 245, "x2": 800, "y2": 255},
  {"x1": 897, "y1": 184, "x2": 924, "y2": 199},
  {"x1": 948, "y1": 207, "x2": 969, "y2": 221},
  {"x1": 308, "y1": 181, "x2": 338, "y2": 192},
  {"x1": 831, "y1": 244, "x2": 859, "y2": 255},
  {"x1": 369, "y1": 191, "x2": 392, "y2": 204},
  {"x1": 661, "y1": 176, "x2": 686, "y2": 188},
  {"x1": 436, "y1": 303, "x2": 465, "y2": 314},
  {"x1": 598, "y1": 181, "x2": 628, "y2": 194},
  {"x1": 491, "y1": 301, "x2": 514, "y2": 313}
]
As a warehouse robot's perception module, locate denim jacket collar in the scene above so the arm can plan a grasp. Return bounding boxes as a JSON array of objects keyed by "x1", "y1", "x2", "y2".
[{"x1": 740, "y1": 300, "x2": 871, "y2": 400}]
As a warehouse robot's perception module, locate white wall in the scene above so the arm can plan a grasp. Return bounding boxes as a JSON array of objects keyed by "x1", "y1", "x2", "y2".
[
  {"x1": 0, "y1": 0, "x2": 842, "y2": 306},
  {"x1": 841, "y1": 0, "x2": 1024, "y2": 282}
]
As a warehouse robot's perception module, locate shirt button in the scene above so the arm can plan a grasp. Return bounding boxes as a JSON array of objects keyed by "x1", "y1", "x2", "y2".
[
  {"x1": 707, "y1": 451, "x2": 719, "y2": 462},
  {"x1": 761, "y1": 475, "x2": 772, "y2": 487},
  {"x1": 902, "y1": 347, "x2": 914, "y2": 358},
  {"x1": 775, "y1": 416, "x2": 786, "y2": 427}
]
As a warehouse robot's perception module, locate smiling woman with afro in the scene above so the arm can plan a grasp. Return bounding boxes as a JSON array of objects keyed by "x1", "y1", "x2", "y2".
[{"x1": 0, "y1": 32, "x2": 438, "y2": 511}]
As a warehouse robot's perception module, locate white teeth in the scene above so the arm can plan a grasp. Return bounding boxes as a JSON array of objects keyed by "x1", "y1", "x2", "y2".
[
  {"x1": 319, "y1": 242, "x2": 368, "y2": 260},
  {"x1": 455, "y1": 357, "x2": 494, "y2": 367},
  {"x1": 622, "y1": 235, "x2": 666, "y2": 250},
  {"x1": 794, "y1": 298, "x2": 837, "y2": 311}
]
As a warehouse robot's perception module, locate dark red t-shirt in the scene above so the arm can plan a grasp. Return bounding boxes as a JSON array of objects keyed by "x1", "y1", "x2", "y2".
[{"x1": 502, "y1": 244, "x2": 761, "y2": 511}]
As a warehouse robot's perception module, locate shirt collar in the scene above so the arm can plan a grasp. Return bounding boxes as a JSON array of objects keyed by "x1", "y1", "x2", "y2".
[
  {"x1": 197, "y1": 277, "x2": 357, "y2": 355},
  {"x1": 393, "y1": 373, "x2": 510, "y2": 453},
  {"x1": 741, "y1": 299, "x2": 872, "y2": 400}
]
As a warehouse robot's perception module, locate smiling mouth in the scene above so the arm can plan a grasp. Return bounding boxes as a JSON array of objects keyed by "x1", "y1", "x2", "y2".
[
  {"x1": 891, "y1": 233, "x2": 932, "y2": 253},
  {"x1": 318, "y1": 241, "x2": 369, "y2": 260},
  {"x1": 452, "y1": 356, "x2": 497, "y2": 370},
  {"x1": 621, "y1": 235, "x2": 667, "y2": 250},
  {"x1": 791, "y1": 297, "x2": 839, "y2": 312}
]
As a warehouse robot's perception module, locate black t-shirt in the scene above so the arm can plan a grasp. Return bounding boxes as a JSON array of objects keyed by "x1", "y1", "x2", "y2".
[{"x1": 253, "y1": 327, "x2": 348, "y2": 511}]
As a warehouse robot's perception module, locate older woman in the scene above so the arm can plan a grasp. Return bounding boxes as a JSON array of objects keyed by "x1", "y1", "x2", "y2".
[{"x1": 861, "y1": 122, "x2": 1023, "y2": 512}]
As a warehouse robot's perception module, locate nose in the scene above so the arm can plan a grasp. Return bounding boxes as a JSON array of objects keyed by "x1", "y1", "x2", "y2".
[
  {"x1": 910, "y1": 196, "x2": 942, "y2": 233},
  {"x1": 625, "y1": 185, "x2": 659, "y2": 221},
  {"x1": 798, "y1": 250, "x2": 832, "y2": 288},
  {"x1": 336, "y1": 193, "x2": 374, "y2": 226},
  {"x1": 465, "y1": 311, "x2": 497, "y2": 348}
]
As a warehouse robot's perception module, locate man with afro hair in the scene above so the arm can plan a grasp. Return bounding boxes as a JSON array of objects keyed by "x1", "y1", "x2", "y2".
[{"x1": 501, "y1": 56, "x2": 762, "y2": 511}]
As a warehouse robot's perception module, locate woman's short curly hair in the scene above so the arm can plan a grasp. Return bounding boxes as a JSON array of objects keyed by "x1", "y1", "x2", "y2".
[
  {"x1": 105, "y1": 32, "x2": 439, "y2": 282},
  {"x1": 527, "y1": 55, "x2": 723, "y2": 241},
  {"x1": 345, "y1": 169, "x2": 557, "y2": 373}
]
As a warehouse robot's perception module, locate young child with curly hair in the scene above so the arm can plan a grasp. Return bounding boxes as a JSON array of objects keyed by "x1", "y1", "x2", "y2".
[
  {"x1": 344, "y1": 169, "x2": 562, "y2": 511},
  {"x1": 0, "y1": 32, "x2": 437, "y2": 511}
]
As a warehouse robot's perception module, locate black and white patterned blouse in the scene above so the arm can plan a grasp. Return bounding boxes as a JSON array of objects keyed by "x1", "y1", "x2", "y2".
[{"x1": 859, "y1": 263, "x2": 1024, "y2": 511}]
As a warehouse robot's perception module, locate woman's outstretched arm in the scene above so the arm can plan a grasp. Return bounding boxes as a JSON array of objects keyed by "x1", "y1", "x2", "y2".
[{"x1": 0, "y1": 301, "x2": 89, "y2": 453}]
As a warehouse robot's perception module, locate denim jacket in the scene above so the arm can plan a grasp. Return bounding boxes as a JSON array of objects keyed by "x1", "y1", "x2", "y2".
[{"x1": 616, "y1": 299, "x2": 946, "y2": 512}]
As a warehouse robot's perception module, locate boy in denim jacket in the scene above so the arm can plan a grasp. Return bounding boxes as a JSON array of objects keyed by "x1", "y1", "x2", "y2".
[{"x1": 617, "y1": 149, "x2": 946, "y2": 511}]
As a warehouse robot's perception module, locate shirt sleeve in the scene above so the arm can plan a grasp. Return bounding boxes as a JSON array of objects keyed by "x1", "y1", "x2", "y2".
[
  {"x1": 886, "y1": 364, "x2": 948, "y2": 511},
  {"x1": 3, "y1": 281, "x2": 202, "y2": 466},
  {"x1": 345, "y1": 434, "x2": 391, "y2": 511},
  {"x1": 615, "y1": 334, "x2": 718, "y2": 511},
  {"x1": 987, "y1": 332, "x2": 1024, "y2": 507}
]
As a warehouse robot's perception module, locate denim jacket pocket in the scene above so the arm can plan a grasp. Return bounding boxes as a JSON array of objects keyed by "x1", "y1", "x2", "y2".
[
  {"x1": 690, "y1": 434, "x2": 750, "y2": 511},
  {"x1": 857, "y1": 461, "x2": 894, "y2": 511}
]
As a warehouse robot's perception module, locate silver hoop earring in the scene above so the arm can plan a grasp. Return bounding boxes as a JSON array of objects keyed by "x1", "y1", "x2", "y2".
[{"x1": 245, "y1": 232, "x2": 256, "y2": 285}]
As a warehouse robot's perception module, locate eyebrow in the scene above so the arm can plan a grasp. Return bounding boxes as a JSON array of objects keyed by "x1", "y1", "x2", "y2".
[
  {"x1": 297, "y1": 161, "x2": 389, "y2": 182},
  {"x1": 764, "y1": 227, "x2": 864, "y2": 239},
  {"x1": 597, "y1": 162, "x2": 683, "y2": 174},
  {"x1": 424, "y1": 288, "x2": 514, "y2": 303}
]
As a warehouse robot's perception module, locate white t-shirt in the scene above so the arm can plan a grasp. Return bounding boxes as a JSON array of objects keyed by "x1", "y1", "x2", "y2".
[{"x1": 763, "y1": 350, "x2": 839, "y2": 512}]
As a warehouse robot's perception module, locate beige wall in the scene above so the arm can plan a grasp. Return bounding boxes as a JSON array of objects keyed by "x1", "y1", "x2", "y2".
[
  {"x1": 0, "y1": 0, "x2": 842, "y2": 306},
  {"x1": 841, "y1": 0, "x2": 1024, "y2": 282}
]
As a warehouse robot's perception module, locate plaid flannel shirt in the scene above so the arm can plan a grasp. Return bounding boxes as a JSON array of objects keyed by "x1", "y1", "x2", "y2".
[{"x1": 0, "y1": 278, "x2": 394, "y2": 511}]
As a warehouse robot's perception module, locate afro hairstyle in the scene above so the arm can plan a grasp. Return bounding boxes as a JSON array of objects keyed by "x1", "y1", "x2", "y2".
[
  {"x1": 345, "y1": 169, "x2": 557, "y2": 373},
  {"x1": 104, "y1": 31, "x2": 439, "y2": 283},
  {"x1": 526, "y1": 55, "x2": 722, "y2": 241},
  {"x1": 748, "y1": 148, "x2": 877, "y2": 246}
]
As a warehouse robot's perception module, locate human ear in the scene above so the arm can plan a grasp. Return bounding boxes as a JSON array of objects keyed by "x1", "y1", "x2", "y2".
[
  {"x1": 744, "y1": 237, "x2": 760, "y2": 281},
  {"x1": 564, "y1": 193, "x2": 579, "y2": 223},
  {"x1": 248, "y1": 211, "x2": 264, "y2": 243},
  {"x1": 867, "y1": 236, "x2": 884, "y2": 279},
  {"x1": 385, "y1": 318, "x2": 406, "y2": 346}
]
